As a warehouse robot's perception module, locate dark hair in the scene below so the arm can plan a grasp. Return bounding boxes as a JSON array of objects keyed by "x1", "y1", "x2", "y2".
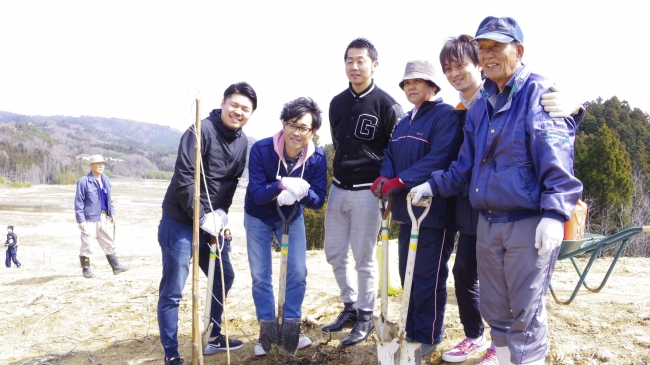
[
  {"x1": 280, "y1": 97, "x2": 323, "y2": 131},
  {"x1": 7, "y1": 225, "x2": 13, "y2": 230},
  {"x1": 439, "y1": 34, "x2": 481, "y2": 71},
  {"x1": 224, "y1": 228, "x2": 231, "y2": 235},
  {"x1": 223, "y1": 82, "x2": 258, "y2": 111},
  {"x1": 344, "y1": 38, "x2": 378, "y2": 62}
]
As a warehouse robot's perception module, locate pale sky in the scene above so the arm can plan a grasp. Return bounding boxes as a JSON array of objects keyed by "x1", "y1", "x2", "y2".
[{"x1": 1, "y1": 1, "x2": 648, "y2": 145}]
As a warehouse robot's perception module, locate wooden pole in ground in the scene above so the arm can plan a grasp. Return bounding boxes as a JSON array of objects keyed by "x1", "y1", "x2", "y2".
[{"x1": 191, "y1": 100, "x2": 203, "y2": 365}]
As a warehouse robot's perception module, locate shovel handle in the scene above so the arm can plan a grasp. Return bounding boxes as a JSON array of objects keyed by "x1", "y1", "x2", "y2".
[
  {"x1": 275, "y1": 202, "x2": 299, "y2": 320},
  {"x1": 203, "y1": 238, "x2": 217, "y2": 330},
  {"x1": 379, "y1": 197, "x2": 391, "y2": 319},
  {"x1": 396, "y1": 194, "x2": 432, "y2": 334}
]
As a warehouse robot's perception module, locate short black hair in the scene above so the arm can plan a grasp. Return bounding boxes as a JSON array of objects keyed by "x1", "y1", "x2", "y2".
[
  {"x1": 345, "y1": 38, "x2": 378, "y2": 62},
  {"x1": 439, "y1": 34, "x2": 480, "y2": 71},
  {"x1": 224, "y1": 228, "x2": 231, "y2": 235},
  {"x1": 223, "y1": 82, "x2": 258, "y2": 111},
  {"x1": 7, "y1": 225, "x2": 13, "y2": 230},
  {"x1": 280, "y1": 97, "x2": 323, "y2": 131}
]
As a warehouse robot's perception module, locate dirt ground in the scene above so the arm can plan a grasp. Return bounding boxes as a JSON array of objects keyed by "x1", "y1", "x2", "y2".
[{"x1": 1, "y1": 179, "x2": 649, "y2": 365}]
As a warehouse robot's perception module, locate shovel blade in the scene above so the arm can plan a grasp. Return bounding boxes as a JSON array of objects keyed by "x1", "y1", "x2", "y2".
[
  {"x1": 399, "y1": 342, "x2": 422, "y2": 365},
  {"x1": 201, "y1": 323, "x2": 214, "y2": 353},
  {"x1": 279, "y1": 320, "x2": 301, "y2": 355},
  {"x1": 377, "y1": 338, "x2": 422, "y2": 365},
  {"x1": 259, "y1": 319, "x2": 278, "y2": 354},
  {"x1": 373, "y1": 314, "x2": 397, "y2": 343}
]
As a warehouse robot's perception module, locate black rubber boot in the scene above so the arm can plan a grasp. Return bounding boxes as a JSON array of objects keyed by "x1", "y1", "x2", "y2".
[
  {"x1": 106, "y1": 253, "x2": 130, "y2": 275},
  {"x1": 341, "y1": 310, "x2": 375, "y2": 347},
  {"x1": 80, "y1": 256, "x2": 95, "y2": 278}
]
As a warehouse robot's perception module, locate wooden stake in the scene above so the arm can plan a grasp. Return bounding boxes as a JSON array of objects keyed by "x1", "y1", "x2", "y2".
[{"x1": 191, "y1": 100, "x2": 203, "y2": 365}]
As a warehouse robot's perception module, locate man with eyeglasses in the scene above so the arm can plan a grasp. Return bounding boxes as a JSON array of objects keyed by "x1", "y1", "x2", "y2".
[
  {"x1": 244, "y1": 97, "x2": 327, "y2": 356},
  {"x1": 322, "y1": 37, "x2": 404, "y2": 347},
  {"x1": 157, "y1": 82, "x2": 257, "y2": 365}
]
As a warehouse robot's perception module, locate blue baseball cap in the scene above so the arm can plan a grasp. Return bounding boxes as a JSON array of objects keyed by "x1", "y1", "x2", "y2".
[{"x1": 473, "y1": 16, "x2": 524, "y2": 43}]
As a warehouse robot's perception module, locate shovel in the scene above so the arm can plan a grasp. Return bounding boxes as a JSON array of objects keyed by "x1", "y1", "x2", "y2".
[
  {"x1": 259, "y1": 202, "x2": 300, "y2": 357},
  {"x1": 201, "y1": 236, "x2": 218, "y2": 353},
  {"x1": 376, "y1": 193, "x2": 431, "y2": 365},
  {"x1": 374, "y1": 196, "x2": 397, "y2": 343}
]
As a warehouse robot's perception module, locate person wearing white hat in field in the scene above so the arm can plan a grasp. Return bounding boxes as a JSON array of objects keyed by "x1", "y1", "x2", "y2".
[{"x1": 74, "y1": 154, "x2": 130, "y2": 278}]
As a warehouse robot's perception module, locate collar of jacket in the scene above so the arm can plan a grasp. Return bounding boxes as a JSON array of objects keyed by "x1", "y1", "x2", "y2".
[
  {"x1": 480, "y1": 63, "x2": 531, "y2": 103},
  {"x1": 86, "y1": 171, "x2": 103, "y2": 184},
  {"x1": 272, "y1": 130, "x2": 315, "y2": 175},
  {"x1": 410, "y1": 98, "x2": 443, "y2": 122},
  {"x1": 208, "y1": 109, "x2": 242, "y2": 142},
  {"x1": 347, "y1": 78, "x2": 375, "y2": 98}
]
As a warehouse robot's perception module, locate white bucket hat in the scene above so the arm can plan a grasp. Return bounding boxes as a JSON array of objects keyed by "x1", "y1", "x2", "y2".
[
  {"x1": 88, "y1": 154, "x2": 105, "y2": 164},
  {"x1": 398, "y1": 60, "x2": 441, "y2": 92}
]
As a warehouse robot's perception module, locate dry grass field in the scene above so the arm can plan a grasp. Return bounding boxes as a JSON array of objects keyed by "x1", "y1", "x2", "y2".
[{"x1": 1, "y1": 179, "x2": 649, "y2": 364}]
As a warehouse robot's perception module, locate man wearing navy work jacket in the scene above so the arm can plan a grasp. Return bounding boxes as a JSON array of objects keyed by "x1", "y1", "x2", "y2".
[{"x1": 411, "y1": 17, "x2": 583, "y2": 365}]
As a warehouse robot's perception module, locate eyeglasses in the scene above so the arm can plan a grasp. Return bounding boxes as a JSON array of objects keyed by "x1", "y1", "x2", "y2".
[{"x1": 284, "y1": 122, "x2": 312, "y2": 134}]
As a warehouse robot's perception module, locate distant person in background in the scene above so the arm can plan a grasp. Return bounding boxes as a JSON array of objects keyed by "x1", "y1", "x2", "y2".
[
  {"x1": 74, "y1": 154, "x2": 130, "y2": 278},
  {"x1": 244, "y1": 97, "x2": 327, "y2": 356},
  {"x1": 5, "y1": 225, "x2": 21, "y2": 268},
  {"x1": 222, "y1": 229, "x2": 233, "y2": 253},
  {"x1": 157, "y1": 82, "x2": 257, "y2": 365}
]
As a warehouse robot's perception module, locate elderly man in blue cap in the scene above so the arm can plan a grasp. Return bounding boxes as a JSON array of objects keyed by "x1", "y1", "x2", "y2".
[{"x1": 411, "y1": 16, "x2": 583, "y2": 365}]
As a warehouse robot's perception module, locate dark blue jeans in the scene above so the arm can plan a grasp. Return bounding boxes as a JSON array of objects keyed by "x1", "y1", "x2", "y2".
[
  {"x1": 398, "y1": 225, "x2": 455, "y2": 345},
  {"x1": 5, "y1": 246, "x2": 20, "y2": 267},
  {"x1": 453, "y1": 233, "x2": 484, "y2": 339},
  {"x1": 157, "y1": 212, "x2": 234, "y2": 358}
]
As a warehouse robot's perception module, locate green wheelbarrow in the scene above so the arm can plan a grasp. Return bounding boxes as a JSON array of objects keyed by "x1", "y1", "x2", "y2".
[{"x1": 549, "y1": 226, "x2": 650, "y2": 305}]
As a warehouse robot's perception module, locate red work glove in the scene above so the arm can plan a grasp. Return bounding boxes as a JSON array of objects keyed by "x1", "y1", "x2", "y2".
[
  {"x1": 370, "y1": 176, "x2": 389, "y2": 197},
  {"x1": 381, "y1": 177, "x2": 405, "y2": 200}
]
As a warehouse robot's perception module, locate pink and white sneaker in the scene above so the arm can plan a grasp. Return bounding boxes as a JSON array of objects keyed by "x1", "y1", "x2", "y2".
[
  {"x1": 477, "y1": 347, "x2": 498, "y2": 365},
  {"x1": 442, "y1": 336, "x2": 489, "y2": 362}
]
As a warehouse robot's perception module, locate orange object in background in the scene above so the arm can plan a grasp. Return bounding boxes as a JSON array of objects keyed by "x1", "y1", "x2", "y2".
[{"x1": 564, "y1": 200, "x2": 588, "y2": 240}]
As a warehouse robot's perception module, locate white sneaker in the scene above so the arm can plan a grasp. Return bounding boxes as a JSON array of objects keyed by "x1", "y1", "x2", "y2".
[
  {"x1": 298, "y1": 333, "x2": 312, "y2": 349},
  {"x1": 255, "y1": 333, "x2": 312, "y2": 357},
  {"x1": 442, "y1": 335, "x2": 488, "y2": 362}
]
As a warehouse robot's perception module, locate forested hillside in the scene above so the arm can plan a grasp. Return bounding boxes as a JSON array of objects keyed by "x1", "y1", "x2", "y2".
[
  {"x1": 0, "y1": 111, "x2": 257, "y2": 185},
  {"x1": 0, "y1": 112, "x2": 180, "y2": 184},
  {"x1": 573, "y1": 97, "x2": 650, "y2": 256}
]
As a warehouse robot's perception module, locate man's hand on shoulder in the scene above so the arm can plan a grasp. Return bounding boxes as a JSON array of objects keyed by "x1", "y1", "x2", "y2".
[{"x1": 541, "y1": 86, "x2": 582, "y2": 118}]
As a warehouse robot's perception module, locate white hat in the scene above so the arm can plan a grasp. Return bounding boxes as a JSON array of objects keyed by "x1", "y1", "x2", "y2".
[{"x1": 88, "y1": 154, "x2": 105, "y2": 164}]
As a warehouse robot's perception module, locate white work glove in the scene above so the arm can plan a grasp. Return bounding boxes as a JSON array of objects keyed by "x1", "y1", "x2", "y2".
[
  {"x1": 277, "y1": 190, "x2": 298, "y2": 206},
  {"x1": 541, "y1": 86, "x2": 582, "y2": 118},
  {"x1": 535, "y1": 217, "x2": 564, "y2": 255},
  {"x1": 281, "y1": 177, "x2": 310, "y2": 200},
  {"x1": 215, "y1": 208, "x2": 228, "y2": 227},
  {"x1": 410, "y1": 182, "x2": 433, "y2": 204},
  {"x1": 200, "y1": 211, "x2": 223, "y2": 237}
]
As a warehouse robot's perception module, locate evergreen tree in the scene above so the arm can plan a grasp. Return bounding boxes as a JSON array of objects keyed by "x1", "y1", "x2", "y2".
[{"x1": 575, "y1": 123, "x2": 633, "y2": 225}]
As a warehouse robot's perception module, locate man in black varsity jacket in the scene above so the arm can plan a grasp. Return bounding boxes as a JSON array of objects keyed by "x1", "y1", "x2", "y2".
[{"x1": 322, "y1": 37, "x2": 404, "y2": 347}]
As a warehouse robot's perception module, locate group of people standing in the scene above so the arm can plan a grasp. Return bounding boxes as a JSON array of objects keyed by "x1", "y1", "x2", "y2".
[{"x1": 150, "y1": 15, "x2": 583, "y2": 365}]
